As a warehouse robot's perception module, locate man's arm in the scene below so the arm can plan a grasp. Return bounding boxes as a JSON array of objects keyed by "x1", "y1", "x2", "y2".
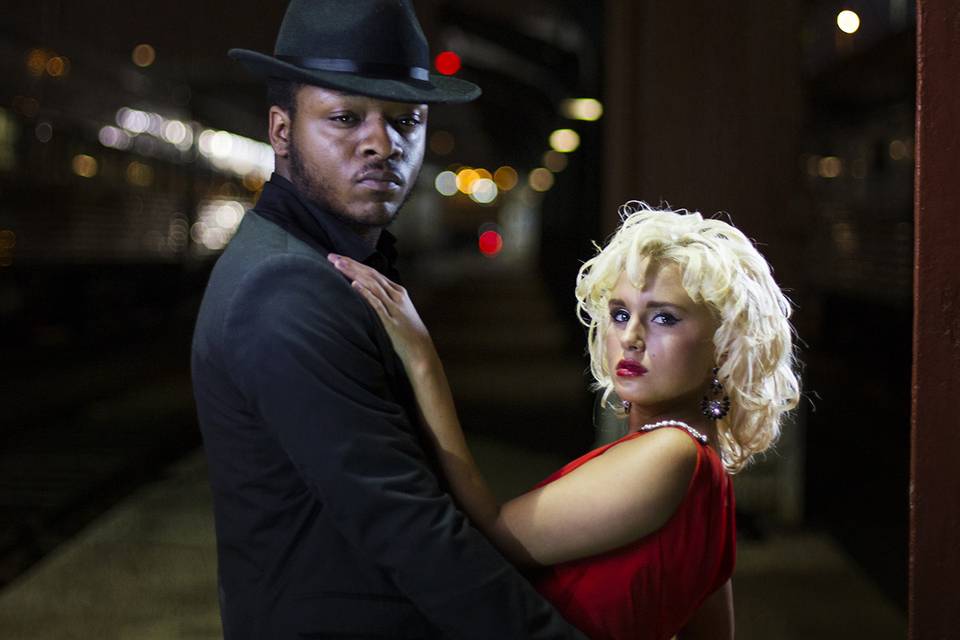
[{"x1": 224, "y1": 254, "x2": 585, "y2": 640}]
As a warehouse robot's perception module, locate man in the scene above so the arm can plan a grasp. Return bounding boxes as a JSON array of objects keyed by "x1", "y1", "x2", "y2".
[{"x1": 191, "y1": 1, "x2": 586, "y2": 638}]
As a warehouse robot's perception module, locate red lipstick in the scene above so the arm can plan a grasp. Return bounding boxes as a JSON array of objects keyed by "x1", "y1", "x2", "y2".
[{"x1": 616, "y1": 360, "x2": 647, "y2": 377}]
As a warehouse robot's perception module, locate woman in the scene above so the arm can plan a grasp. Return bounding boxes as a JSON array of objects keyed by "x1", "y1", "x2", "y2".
[{"x1": 329, "y1": 202, "x2": 799, "y2": 639}]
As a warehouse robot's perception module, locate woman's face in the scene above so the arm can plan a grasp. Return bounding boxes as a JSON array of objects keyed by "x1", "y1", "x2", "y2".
[{"x1": 604, "y1": 260, "x2": 719, "y2": 417}]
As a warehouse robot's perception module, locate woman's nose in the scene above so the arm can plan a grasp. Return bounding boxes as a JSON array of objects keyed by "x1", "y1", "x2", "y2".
[{"x1": 620, "y1": 323, "x2": 645, "y2": 351}]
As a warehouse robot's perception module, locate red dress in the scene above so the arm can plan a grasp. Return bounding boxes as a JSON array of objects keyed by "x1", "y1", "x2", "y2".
[{"x1": 531, "y1": 426, "x2": 736, "y2": 640}]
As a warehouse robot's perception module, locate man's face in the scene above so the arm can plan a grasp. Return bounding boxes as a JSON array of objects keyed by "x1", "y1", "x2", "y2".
[{"x1": 279, "y1": 85, "x2": 428, "y2": 230}]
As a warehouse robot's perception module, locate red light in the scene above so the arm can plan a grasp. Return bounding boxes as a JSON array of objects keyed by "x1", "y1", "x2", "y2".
[
  {"x1": 435, "y1": 51, "x2": 461, "y2": 76},
  {"x1": 478, "y1": 230, "x2": 503, "y2": 257}
]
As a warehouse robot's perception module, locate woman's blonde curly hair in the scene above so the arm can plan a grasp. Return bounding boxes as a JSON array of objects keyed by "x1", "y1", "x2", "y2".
[{"x1": 575, "y1": 201, "x2": 800, "y2": 473}]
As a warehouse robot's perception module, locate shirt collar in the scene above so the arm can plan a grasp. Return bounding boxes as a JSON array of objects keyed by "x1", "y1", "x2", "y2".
[{"x1": 267, "y1": 173, "x2": 399, "y2": 273}]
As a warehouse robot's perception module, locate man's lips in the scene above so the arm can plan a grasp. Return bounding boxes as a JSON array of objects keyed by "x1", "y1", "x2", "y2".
[
  {"x1": 616, "y1": 360, "x2": 647, "y2": 377},
  {"x1": 357, "y1": 170, "x2": 403, "y2": 190}
]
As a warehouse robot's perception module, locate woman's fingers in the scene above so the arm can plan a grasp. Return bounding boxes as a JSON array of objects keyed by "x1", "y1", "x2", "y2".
[
  {"x1": 353, "y1": 281, "x2": 391, "y2": 320},
  {"x1": 328, "y1": 253, "x2": 404, "y2": 299}
]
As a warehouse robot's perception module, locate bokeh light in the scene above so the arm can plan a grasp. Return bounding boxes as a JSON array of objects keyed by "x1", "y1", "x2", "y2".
[
  {"x1": 549, "y1": 128, "x2": 580, "y2": 153},
  {"x1": 126, "y1": 161, "x2": 154, "y2": 186},
  {"x1": 818, "y1": 156, "x2": 843, "y2": 178},
  {"x1": 45, "y1": 56, "x2": 69, "y2": 78},
  {"x1": 435, "y1": 170, "x2": 458, "y2": 196},
  {"x1": 71, "y1": 154, "x2": 98, "y2": 178},
  {"x1": 470, "y1": 178, "x2": 498, "y2": 204},
  {"x1": 837, "y1": 10, "x2": 860, "y2": 34},
  {"x1": 429, "y1": 130, "x2": 455, "y2": 156},
  {"x1": 543, "y1": 150, "x2": 568, "y2": 172},
  {"x1": 435, "y1": 51, "x2": 462, "y2": 75},
  {"x1": 889, "y1": 139, "x2": 909, "y2": 160},
  {"x1": 560, "y1": 98, "x2": 604, "y2": 121},
  {"x1": 35, "y1": 122, "x2": 53, "y2": 143},
  {"x1": 25, "y1": 49, "x2": 48, "y2": 76},
  {"x1": 193, "y1": 199, "x2": 248, "y2": 251},
  {"x1": 456, "y1": 168, "x2": 480, "y2": 194},
  {"x1": 528, "y1": 167, "x2": 555, "y2": 192},
  {"x1": 478, "y1": 230, "x2": 503, "y2": 257},
  {"x1": 99, "y1": 125, "x2": 133, "y2": 150},
  {"x1": 494, "y1": 166, "x2": 518, "y2": 191},
  {"x1": 132, "y1": 44, "x2": 157, "y2": 67},
  {"x1": 0, "y1": 230, "x2": 14, "y2": 267}
]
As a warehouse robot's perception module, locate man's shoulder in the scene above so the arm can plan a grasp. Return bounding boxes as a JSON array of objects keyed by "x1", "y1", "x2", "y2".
[{"x1": 195, "y1": 213, "x2": 357, "y2": 346}]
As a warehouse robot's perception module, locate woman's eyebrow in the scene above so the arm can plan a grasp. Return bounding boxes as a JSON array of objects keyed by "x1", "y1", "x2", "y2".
[
  {"x1": 647, "y1": 300, "x2": 688, "y2": 312},
  {"x1": 608, "y1": 298, "x2": 626, "y2": 307}
]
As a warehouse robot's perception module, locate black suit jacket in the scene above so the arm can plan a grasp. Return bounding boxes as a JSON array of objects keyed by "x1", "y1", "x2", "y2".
[{"x1": 191, "y1": 179, "x2": 585, "y2": 639}]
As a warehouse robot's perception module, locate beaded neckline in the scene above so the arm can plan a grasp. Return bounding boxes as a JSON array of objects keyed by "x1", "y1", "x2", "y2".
[{"x1": 637, "y1": 419, "x2": 709, "y2": 445}]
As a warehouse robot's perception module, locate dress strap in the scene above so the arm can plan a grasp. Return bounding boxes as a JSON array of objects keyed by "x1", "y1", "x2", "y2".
[{"x1": 637, "y1": 419, "x2": 709, "y2": 445}]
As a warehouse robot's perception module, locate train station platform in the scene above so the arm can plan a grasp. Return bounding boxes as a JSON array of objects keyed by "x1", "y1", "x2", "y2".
[{"x1": 0, "y1": 440, "x2": 905, "y2": 640}]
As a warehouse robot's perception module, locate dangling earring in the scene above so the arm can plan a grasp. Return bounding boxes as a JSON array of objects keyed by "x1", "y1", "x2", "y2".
[
  {"x1": 621, "y1": 399, "x2": 632, "y2": 412},
  {"x1": 701, "y1": 367, "x2": 730, "y2": 420}
]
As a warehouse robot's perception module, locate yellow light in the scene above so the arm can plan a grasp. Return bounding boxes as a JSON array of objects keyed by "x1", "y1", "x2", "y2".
[
  {"x1": 429, "y1": 130, "x2": 455, "y2": 156},
  {"x1": 456, "y1": 168, "x2": 480, "y2": 194},
  {"x1": 549, "y1": 128, "x2": 580, "y2": 153},
  {"x1": 474, "y1": 168, "x2": 492, "y2": 181},
  {"x1": 71, "y1": 154, "x2": 98, "y2": 178},
  {"x1": 132, "y1": 44, "x2": 157, "y2": 68},
  {"x1": 543, "y1": 150, "x2": 568, "y2": 172},
  {"x1": 435, "y1": 170, "x2": 458, "y2": 196},
  {"x1": 0, "y1": 230, "x2": 15, "y2": 250},
  {"x1": 493, "y1": 166, "x2": 518, "y2": 191},
  {"x1": 243, "y1": 173, "x2": 265, "y2": 192},
  {"x1": 25, "y1": 49, "x2": 48, "y2": 76},
  {"x1": 560, "y1": 98, "x2": 603, "y2": 121},
  {"x1": 817, "y1": 156, "x2": 842, "y2": 178},
  {"x1": 837, "y1": 10, "x2": 860, "y2": 34},
  {"x1": 126, "y1": 161, "x2": 154, "y2": 187},
  {"x1": 528, "y1": 167, "x2": 555, "y2": 192},
  {"x1": 889, "y1": 139, "x2": 909, "y2": 160}
]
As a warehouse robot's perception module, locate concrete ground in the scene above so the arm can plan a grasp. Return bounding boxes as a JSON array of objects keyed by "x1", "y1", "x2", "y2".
[{"x1": 0, "y1": 442, "x2": 905, "y2": 640}]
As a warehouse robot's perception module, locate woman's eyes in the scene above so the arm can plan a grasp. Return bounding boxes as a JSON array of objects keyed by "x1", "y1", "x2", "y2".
[
  {"x1": 609, "y1": 308, "x2": 680, "y2": 326},
  {"x1": 610, "y1": 308, "x2": 630, "y2": 323},
  {"x1": 651, "y1": 312, "x2": 680, "y2": 326}
]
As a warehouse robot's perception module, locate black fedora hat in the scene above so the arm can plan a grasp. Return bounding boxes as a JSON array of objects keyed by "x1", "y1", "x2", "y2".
[{"x1": 229, "y1": 0, "x2": 480, "y2": 104}]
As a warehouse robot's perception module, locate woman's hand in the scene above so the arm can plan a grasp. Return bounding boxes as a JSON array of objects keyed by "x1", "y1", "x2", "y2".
[{"x1": 327, "y1": 253, "x2": 435, "y2": 367}]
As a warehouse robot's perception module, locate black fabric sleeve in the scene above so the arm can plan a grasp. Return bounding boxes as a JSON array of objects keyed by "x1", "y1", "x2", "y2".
[{"x1": 223, "y1": 254, "x2": 585, "y2": 640}]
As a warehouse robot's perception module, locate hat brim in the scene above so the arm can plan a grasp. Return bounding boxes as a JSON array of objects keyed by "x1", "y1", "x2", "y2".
[{"x1": 229, "y1": 49, "x2": 481, "y2": 105}]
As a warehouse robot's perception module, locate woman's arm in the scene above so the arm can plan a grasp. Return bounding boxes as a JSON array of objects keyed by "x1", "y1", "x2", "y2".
[
  {"x1": 330, "y1": 255, "x2": 699, "y2": 567},
  {"x1": 678, "y1": 580, "x2": 734, "y2": 640}
]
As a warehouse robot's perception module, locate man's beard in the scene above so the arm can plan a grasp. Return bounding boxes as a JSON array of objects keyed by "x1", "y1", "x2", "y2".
[{"x1": 287, "y1": 134, "x2": 419, "y2": 234}]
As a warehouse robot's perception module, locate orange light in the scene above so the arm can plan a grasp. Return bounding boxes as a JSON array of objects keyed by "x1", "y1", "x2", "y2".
[
  {"x1": 435, "y1": 51, "x2": 461, "y2": 75},
  {"x1": 132, "y1": 44, "x2": 156, "y2": 68},
  {"x1": 25, "y1": 49, "x2": 48, "y2": 76},
  {"x1": 45, "y1": 56, "x2": 69, "y2": 77},
  {"x1": 478, "y1": 230, "x2": 503, "y2": 257},
  {"x1": 429, "y1": 130, "x2": 455, "y2": 156},
  {"x1": 494, "y1": 166, "x2": 518, "y2": 191}
]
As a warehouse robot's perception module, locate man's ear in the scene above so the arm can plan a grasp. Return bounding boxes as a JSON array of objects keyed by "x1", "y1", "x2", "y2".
[{"x1": 269, "y1": 106, "x2": 292, "y2": 157}]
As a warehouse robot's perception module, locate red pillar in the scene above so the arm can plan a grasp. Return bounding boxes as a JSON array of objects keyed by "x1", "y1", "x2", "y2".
[{"x1": 911, "y1": 1, "x2": 960, "y2": 636}]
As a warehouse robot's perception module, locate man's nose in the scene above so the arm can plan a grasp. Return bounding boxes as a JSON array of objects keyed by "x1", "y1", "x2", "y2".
[{"x1": 360, "y1": 117, "x2": 402, "y2": 159}]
